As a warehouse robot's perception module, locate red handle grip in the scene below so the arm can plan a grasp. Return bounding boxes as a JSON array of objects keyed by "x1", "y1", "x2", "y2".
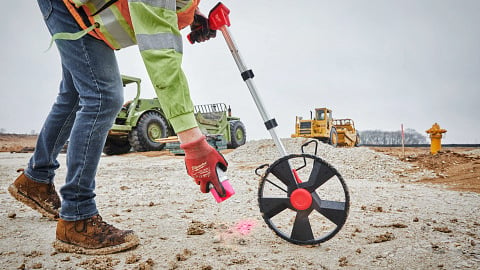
[{"x1": 208, "y1": 2, "x2": 231, "y2": 30}]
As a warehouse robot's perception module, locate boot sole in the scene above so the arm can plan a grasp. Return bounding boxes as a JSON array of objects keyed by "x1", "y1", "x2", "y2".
[
  {"x1": 7, "y1": 184, "x2": 58, "y2": 220},
  {"x1": 53, "y1": 234, "x2": 140, "y2": 255}
]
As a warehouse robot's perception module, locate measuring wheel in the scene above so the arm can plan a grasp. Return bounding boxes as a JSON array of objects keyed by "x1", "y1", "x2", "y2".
[
  {"x1": 196, "y1": 2, "x2": 351, "y2": 245},
  {"x1": 257, "y1": 154, "x2": 350, "y2": 245}
]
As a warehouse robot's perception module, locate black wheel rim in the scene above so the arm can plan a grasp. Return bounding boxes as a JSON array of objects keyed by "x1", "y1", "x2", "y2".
[{"x1": 258, "y1": 154, "x2": 349, "y2": 245}]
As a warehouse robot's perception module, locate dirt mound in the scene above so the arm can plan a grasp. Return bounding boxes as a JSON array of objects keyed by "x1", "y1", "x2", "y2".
[
  {"x1": 408, "y1": 150, "x2": 480, "y2": 193},
  {"x1": 371, "y1": 147, "x2": 480, "y2": 193},
  {"x1": 0, "y1": 134, "x2": 37, "y2": 152}
]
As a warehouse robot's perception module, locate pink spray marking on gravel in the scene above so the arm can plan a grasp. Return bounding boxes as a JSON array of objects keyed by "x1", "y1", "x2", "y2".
[
  {"x1": 216, "y1": 220, "x2": 258, "y2": 242},
  {"x1": 234, "y1": 220, "x2": 257, "y2": 236}
]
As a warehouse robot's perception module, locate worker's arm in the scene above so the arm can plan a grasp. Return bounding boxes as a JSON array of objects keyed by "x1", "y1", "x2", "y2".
[
  {"x1": 127, "y1": 0, "x2": 197, "y2": 133},
  {"x1": 127, "y1": 0, "x2": 228, "y2": 195}
]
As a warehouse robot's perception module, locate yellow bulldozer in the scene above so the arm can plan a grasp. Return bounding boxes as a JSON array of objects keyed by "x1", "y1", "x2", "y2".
[{"x1": 291, "y1": 107, "x2": 360, "y2": 147}]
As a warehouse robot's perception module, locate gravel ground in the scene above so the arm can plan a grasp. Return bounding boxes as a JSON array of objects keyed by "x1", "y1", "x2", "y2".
[{"x1": 0, "y1": 138, "x2": 479, "y2": 269}]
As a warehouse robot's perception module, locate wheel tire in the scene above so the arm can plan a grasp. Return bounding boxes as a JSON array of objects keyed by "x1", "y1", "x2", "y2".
[
  {"x1": 315, "y1": 137, "x2": 329, "y2": 144},
  {"x1": 103, "y1": 137, "x2": 131, "y2": 155},
  {"x1": 355, "y1": 134, "x2": 360, "y2": 147},
  {"x1": 129, "y1": 111, "x2": 169, "y2": 152},
  {"x1": 329, "y1": 128, "x2": 338, "y2": 147},
  {"x1": 228, "y1": 120, "x2": 246, "y2": 149}
]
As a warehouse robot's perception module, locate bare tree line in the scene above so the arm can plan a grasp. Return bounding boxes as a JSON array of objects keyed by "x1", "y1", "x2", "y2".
[
  {"x1": 0, "y1": 129, "x2": 37, "y2": 135},
  {"x1": 359, "y1": 128, "x2": 427, "y2": 145},
  {"x1": 0, "y1": 128, "x2": 428, "y2": 145}
]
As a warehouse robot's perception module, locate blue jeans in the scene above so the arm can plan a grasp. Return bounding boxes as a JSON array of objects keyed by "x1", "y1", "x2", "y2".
[{"x1": 25, "y1": 0, "x2": 123, "y2": 221}]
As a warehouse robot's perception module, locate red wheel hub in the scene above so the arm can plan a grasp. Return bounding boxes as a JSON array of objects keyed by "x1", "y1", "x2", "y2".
[{"x1": 290, "y1": 188, "x2": 312, "y2": 210}]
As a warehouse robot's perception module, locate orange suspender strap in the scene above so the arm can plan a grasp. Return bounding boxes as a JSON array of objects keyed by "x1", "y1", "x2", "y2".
[
  {"x1": 177, "y1": 0, "x2": 200, "y2": 30},
  {"x1": 62, "y1": 0, "x2": 101, "y2": 40},
  {"x1": 61, "y1": 0, "x2": 117, "y2": 49},
  {"x1": 118, "y1": 0, "x2": 134, "y2": 31}
]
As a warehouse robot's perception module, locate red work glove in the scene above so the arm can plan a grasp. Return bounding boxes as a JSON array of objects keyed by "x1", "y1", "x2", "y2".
[{"x1": 181, "y1": 136, "x2": 228, "y2": 196}]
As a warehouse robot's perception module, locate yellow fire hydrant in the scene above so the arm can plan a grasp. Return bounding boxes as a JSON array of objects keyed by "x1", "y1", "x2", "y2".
[{"x1": 426, "y1": 123, "x2": 447, "y2": 154}]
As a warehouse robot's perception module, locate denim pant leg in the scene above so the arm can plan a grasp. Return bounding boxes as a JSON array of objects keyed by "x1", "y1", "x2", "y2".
[{"x1": 28, "y1": 0, "x2": 124, "y2": 221}]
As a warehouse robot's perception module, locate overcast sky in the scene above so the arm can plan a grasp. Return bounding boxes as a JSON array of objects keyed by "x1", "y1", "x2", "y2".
[{"x1": 1, "y1": 0, "x2": 479, "y2": 144}]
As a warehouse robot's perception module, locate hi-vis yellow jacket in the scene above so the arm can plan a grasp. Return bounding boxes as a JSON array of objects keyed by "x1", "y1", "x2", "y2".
[{"x1": 58, "y1": 0, "x2": 200, "y2": 133}]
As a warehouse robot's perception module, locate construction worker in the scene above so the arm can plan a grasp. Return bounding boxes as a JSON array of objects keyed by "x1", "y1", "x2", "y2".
[{"x1": 8, "y1": 0, "x2": 223, "y2": 255}]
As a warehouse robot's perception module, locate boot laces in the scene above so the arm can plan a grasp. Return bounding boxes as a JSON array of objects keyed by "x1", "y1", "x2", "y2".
[{"x1": 90, "y1": 215, "x2": 117, "y2": 234}]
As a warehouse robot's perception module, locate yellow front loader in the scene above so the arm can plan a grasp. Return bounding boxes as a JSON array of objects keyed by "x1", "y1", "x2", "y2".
[{"x1": 291, "y1": 108, "x2": 360, "y2": 147}]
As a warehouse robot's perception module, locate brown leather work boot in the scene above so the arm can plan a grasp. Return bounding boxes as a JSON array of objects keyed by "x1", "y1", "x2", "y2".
[
  {"x1": 53, "y1": 215, "x2": 140, "y2": 255},
  {"x1": 8, "y1": 169, "x2": 61, "y2": 220}
]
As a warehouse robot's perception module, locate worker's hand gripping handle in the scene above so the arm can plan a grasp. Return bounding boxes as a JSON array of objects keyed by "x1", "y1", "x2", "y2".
[
  {"x1": 180, "y1": 136, "x2": 234, "y2": 203},
  {"x1": 187, "y1": 2, "x2": 230, "y2": 44},
  {"x1": 187, "y1": 13, "x2": 217, "y2": 44}
]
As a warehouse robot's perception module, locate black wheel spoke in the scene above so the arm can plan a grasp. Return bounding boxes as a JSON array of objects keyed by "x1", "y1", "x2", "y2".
[
  {"x1": 312, "y1": 192, "x2": 347, "y2": 226},
  {"x1": 306, "y1": 159, "x2": 336, "y2": 192},
  {"x1": 291, "y1": 210, "x2": 314, "y2": 241},
  {"x1": 270, "y1": 159, "x2": 297, "y2": 189},
  {"x1": 259, "y1": 197, "x2": 291, "y2": 219},
  {"x1": 264, "y1": 178, "x2": 288, "y2": 193}
]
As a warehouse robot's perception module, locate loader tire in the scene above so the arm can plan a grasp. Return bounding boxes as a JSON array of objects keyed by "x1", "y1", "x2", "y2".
[
  {"x1": 329, "y1": 128, "x2": 338, "y2": 147},
  {"x1": 129, "y1": 111, "x2": 169, "y2": 152},
  {"x1": 355, "y1": 134, "x2": 360, "y2": 146},
  {"x1": 103, "y1": 137, "x2": 131, "y2": 155},
  {"x1": 228, "y1": 120, "x2": 246, "y2": 149}
]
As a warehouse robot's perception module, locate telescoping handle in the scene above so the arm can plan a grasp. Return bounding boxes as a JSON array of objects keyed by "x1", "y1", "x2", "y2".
[{"x1": 204, "y1": 2, "x2": 289, "y2": 157}]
